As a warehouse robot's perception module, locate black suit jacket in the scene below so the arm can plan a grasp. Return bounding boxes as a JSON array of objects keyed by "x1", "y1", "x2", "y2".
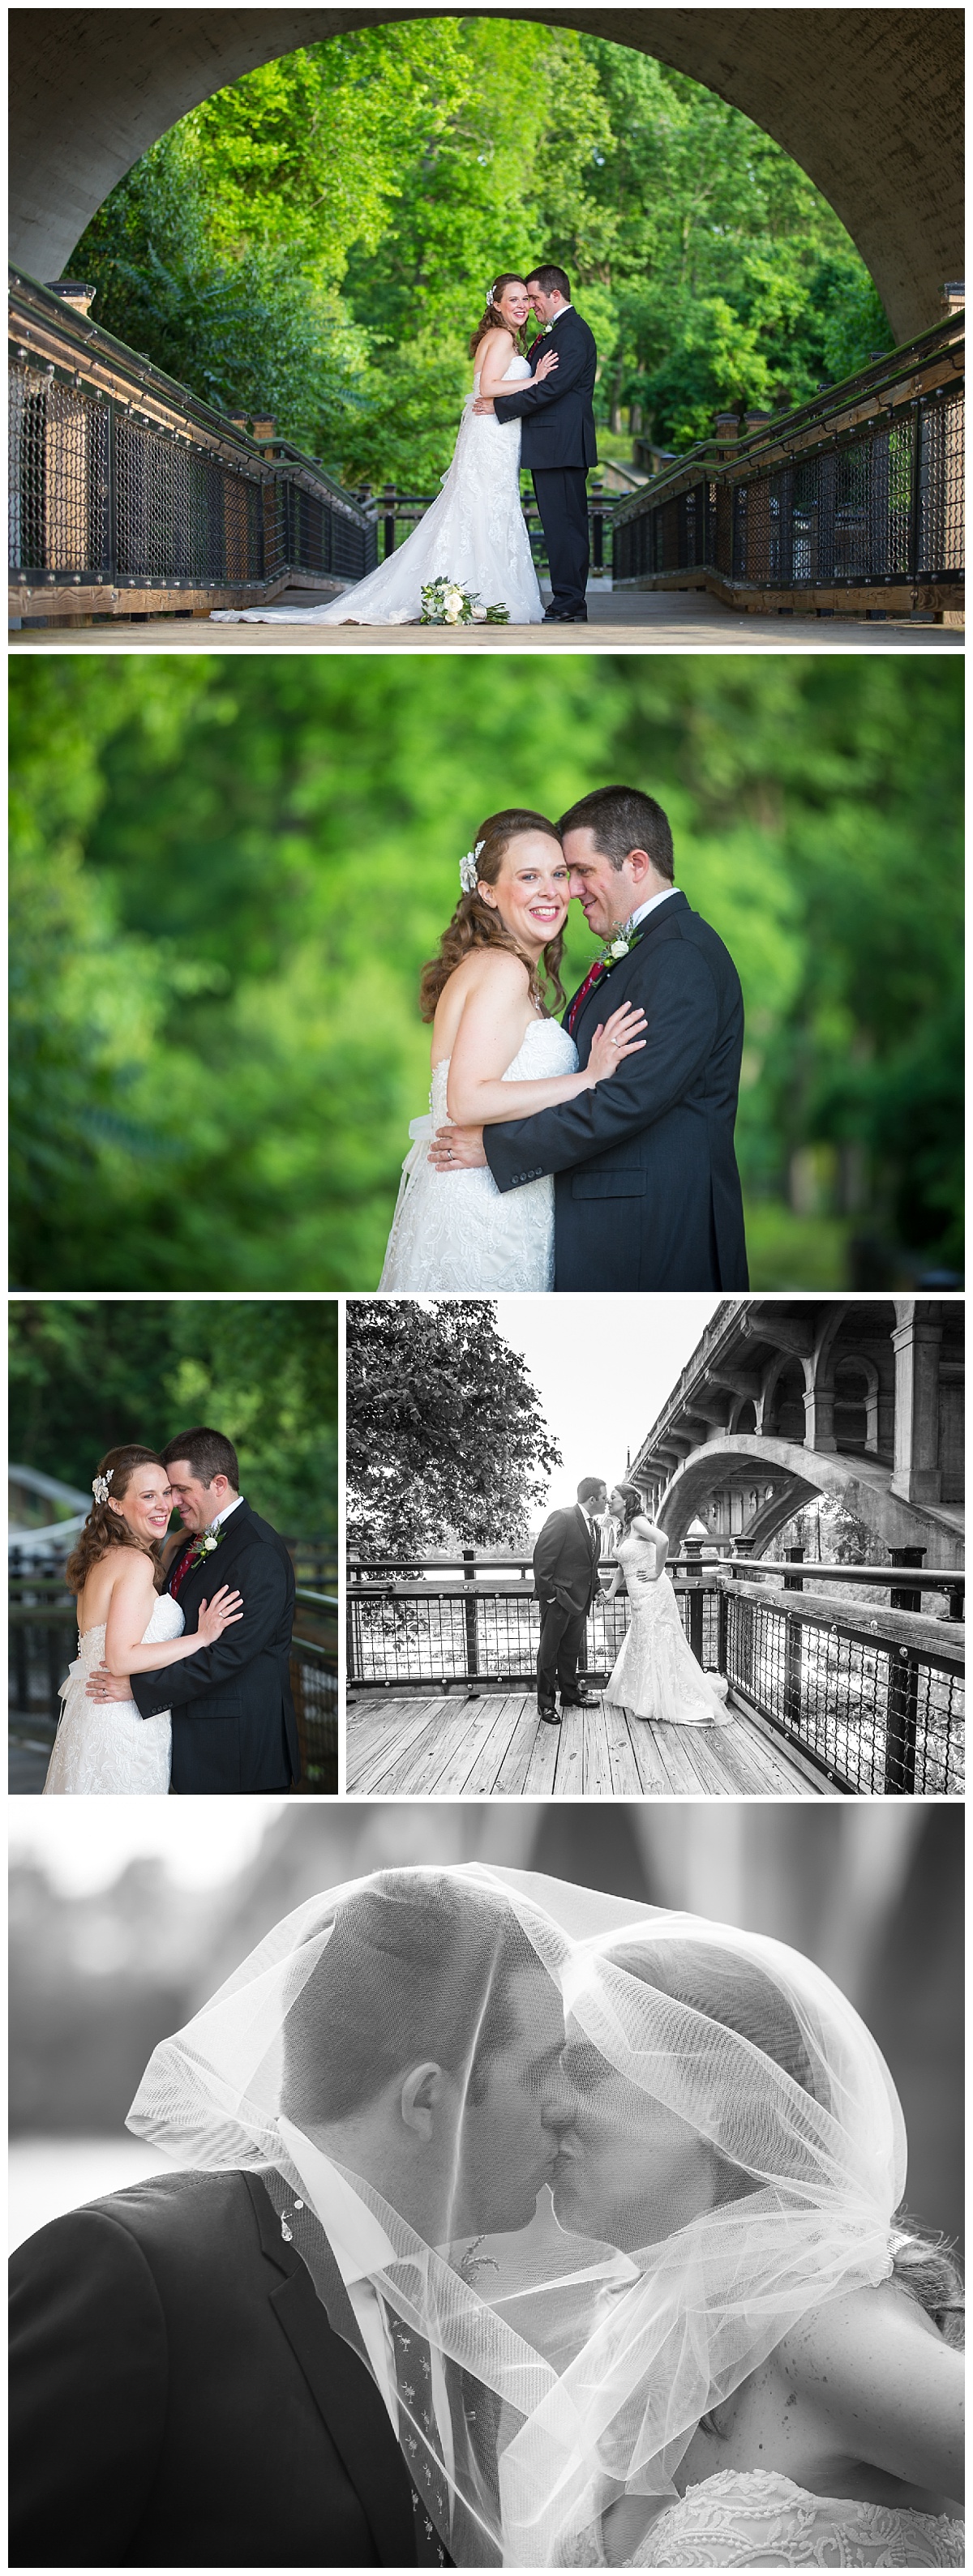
[
  {"x1": 9, "y1": 2169, "x2": 426, "y2": 2568},
  {"x1": 491, "y1": 307, "x2": 598, "y2": 469},
  {"x1": 534, "y1": 1504, "x2": 602, "y2": 1615},
  {"x1": 483, "y1": 892, "x2": 748, "y2": 1292},
  {"x1": 131, "y1": 1499, "x2": 300, "y2": 1793}
]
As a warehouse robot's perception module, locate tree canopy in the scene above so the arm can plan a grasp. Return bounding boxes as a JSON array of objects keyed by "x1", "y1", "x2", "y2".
[
  {"x1": 74, "y1": 22, "x2": 892, "y2": 486},
  {"x1": 9, "y1": 1299, "x2": 338, "y2": 1538},
  {"x1": 346, "y1": 1299, "x2": 560, "y2": 1551},
  {"x1": 10, "y1": 655, "x2": 962, "y2": 1292}
]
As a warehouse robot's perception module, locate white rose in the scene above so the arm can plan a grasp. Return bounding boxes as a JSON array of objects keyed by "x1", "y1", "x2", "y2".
[
  {"x1": 445, "y1": 588, "x2": 465, "y2": 613},
  {"x1": 610, "y1": 937, "x2": 629, "y2": 959},
  {"x1": 202, "y1": 1534, "x2": 218, "y2": 1551}
]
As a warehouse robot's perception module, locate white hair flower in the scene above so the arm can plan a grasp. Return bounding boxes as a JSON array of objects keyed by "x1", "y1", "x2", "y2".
[
  {"x1": 92, "y1": 1471, "x2": 113, "y2": 1503},
  {"x1": 460, "y1": 840, "x2": 485, "y2": 893}
]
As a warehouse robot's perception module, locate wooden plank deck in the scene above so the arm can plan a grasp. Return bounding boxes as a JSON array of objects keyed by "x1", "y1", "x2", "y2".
[{"x1": 347, "y1": 1689, "x2": 825, "y2": 1798}]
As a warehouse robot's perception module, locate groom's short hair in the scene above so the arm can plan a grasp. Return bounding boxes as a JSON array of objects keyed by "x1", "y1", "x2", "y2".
[
  {"x1": 527, "y1": 263, "x2": 570, "y2": 300},
  {"x1": 280, "y1": 1873, "x2": 547, "y2": 2126},
  {"x1": 161, "y1": 1425, "x2": 239, "y2": 1490},
  {"x1": 559, "y1": 785, "x2": 675, "y2": 883},
  {"x1": 577, "y1": 1477, "x2": 606, "y2": 1505}
]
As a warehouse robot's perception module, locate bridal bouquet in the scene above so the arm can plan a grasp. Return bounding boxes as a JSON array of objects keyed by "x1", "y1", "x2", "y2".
[{"x1": 420, "y1": 576, "x2": 510, "y2": 626}]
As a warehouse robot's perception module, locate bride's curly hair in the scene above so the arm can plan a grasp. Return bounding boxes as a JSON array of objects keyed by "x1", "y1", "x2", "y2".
[
  {"x1": 419, "y1": 810, "x2": 567, "y2": 1022},
  {"x1": 469, "y1": 274, "x2": 529, "y2": 359},
  {"x1": 613, "y1": 1482, "x2": 647, "y2": 1530},
  {"x1": 65, "y1": 1445, "x2": 168, "y2": 1596}
]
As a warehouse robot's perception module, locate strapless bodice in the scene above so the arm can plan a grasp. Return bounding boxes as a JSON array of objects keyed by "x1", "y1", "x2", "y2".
[
  {"x1": 75, "y1": 1593, "x2": 185, "y2": 1660},
  {"x1": 431, "y1": 1015, "x2": 577, "y2": 1125},
  {"x1": 472, "y1": 354, "x2": 533, "y2": 395},
  {"x1": 559, "y1": 2470, "x2": 964, "y2": 2566}
]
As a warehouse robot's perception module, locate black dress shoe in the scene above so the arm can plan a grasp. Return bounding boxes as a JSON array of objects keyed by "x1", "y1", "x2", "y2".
[
  {"x1": 543, "y1": 608, "x2": 588, "y2": 623},
  {"x1": 560, "y1": 1688, "x2": 599, "y2": 1706},
  {"x1": 538, "y1": 1702, "x2": 561, "y2": 1725}
]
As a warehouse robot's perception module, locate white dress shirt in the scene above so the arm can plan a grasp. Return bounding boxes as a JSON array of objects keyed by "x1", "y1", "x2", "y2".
[
  {"x1": 630, "y1": 885, "x2": 681, "y2": 928},
  {"x1": 277, "y1": 2116, "x2": 456, "y2": 2500},
  {"x1": 209, "y1": 1492, "x2": 246, "y2": 1529}
]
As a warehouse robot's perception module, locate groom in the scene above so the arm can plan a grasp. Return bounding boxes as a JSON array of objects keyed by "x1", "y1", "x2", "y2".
[
  {"x1": 85, "y1": 1425, "x2": 300, "y2": 1793},
  {"x1": 534, "y1": 1477, "x2": 608, "y2": 1722},
  {"x1": 474, "y1": 263, "x2": 597, "y2": 623},
  {"x1": 431, "y1": 784, "x2": 749, "y2": 1291},
  {"x1": 10, "y1": 1872, "x2": 572, "y2": 2567}
]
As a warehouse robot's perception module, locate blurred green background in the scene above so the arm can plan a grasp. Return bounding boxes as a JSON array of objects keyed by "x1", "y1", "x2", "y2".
[
  {"x1": 9, "y1": 654, "x2": 962, "y2": 1291},
  {"x1": 9, "y1": 1300, "x2": 338, "y2": 1541}
]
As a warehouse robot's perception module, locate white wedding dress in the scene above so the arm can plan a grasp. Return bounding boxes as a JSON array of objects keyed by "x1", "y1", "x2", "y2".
[
  {"x1": 43, "y1": 1594, "x2": 183, "y2": 1795},
  {"x1": 560, "y1": 2471, "x2": 965, "y2": 2566},
  {"x1": 379, "y1": 1017, "x2": 577, "y2": 1288},
  {"x1": 607, "y1": 1529, "x2": 730, "y2": 1724},
  {"x1": 211, "y1": 357, "x2": 544, "y2": 627}
]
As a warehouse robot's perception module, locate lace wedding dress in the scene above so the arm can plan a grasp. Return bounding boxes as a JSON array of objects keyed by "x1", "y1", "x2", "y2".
[
  {"x1": 211, "y1": 357, "x2": 544, "y2": 627},
  {"x1": 379, "y1": 1018, "x2": 577, "y2": 1289},
  {"x1": 559, "y1": 2470, "x2": 965, "y2": 2566},
  {"x1": 43, "y1": 1593, "x2": 183, "y2": 1795},
  {"x1": 607, "y1": 1529, "x2": 730, "y2": 1724}
]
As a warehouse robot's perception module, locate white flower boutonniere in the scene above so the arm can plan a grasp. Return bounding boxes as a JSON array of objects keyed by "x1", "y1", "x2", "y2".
[
  {"x1": 188, "y1": 1522, "x2": 225, "y2": 1572},
  {"x1": 598, "y1": 919, "x2": 644, "y2": 969}
]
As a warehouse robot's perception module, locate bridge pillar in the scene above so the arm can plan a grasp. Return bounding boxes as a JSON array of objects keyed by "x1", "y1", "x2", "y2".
[
  {"x1": 803, "y1": 1384, "x2": 837, "y2": 1451},
  {"x1": 891, "y1": 1313, "x2": 944, "y2": 1504}
]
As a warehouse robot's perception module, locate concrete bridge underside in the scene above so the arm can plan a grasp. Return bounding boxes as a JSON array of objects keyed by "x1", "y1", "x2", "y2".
[
  {"x1": 9, "y1": 10, "x2": 963, "y2": 345},
  {"x1": 658, "y1": 1433, "x2": 966, "y2": 1566}
]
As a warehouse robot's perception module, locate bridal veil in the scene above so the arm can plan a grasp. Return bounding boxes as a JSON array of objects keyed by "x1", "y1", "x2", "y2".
[{"x1": 127, "y1": 1864, "x2": 907, "y2": 2566}]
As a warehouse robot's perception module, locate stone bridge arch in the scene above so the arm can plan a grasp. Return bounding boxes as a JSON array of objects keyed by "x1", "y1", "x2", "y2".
[
  {"x1": 656, "y1": 1432, "x2": 963, "y2": 1565},
  {"x1": 9, "y1": 9, "x2": 963, "y2": 344}
]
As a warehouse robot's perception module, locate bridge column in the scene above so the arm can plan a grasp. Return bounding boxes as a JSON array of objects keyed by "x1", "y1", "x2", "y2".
[
  {"x1": 803, "y1": 1384, "x2": 837, "y2": 1450},
  {"x1": 891, "y1": 1313, "x2": 943, "y2": 1503}
]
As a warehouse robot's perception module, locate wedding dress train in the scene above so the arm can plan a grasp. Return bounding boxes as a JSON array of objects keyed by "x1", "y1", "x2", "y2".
[
  {"x1": 607, "y1": 1529, "x2": 730, "y2": 1724},
  {"x1": 211, "y1": 357, "x2": 544, "y2": 627},
  {"x1": 379, "y1": 1018, "x2": 577, "y2": 1289},
  {"x1": 43, "y1": 1592, "x2": 183, "y2": 1794}
]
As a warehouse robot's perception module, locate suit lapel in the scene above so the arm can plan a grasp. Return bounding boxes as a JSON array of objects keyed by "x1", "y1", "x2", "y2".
[
  {"x1": 245, "y1": 2173, "x2": 418, "y2": 2568},
  {"x1": 169, "y1": 1499, "x2": 256, "y2": 1612},
  {"x1": 565, "y1": 894, "x2": 691, "y2": 1044}
]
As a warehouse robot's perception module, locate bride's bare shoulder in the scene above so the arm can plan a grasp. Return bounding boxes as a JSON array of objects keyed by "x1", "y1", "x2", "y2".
[{"x1": 451, "y1": 948, "x2": 530, "y2": 998}]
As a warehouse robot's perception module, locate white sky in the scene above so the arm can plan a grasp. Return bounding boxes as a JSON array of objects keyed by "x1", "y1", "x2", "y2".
[
  {"x1": 9, "y1": 1800, "x2": 285, "y2": 1894},
  {"x1": 495, "y1": 1295, "x2": 719, "y2": 1522}
]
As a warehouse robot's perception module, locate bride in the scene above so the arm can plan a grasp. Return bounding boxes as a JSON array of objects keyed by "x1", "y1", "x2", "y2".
[
  {"x1": 379, "y1": 808, "x2": 646, "y2": 1289},
  {"x1": 44, "y1": 1445, "x2": 243, "y2": 1795},
  {"x1": 210, "y1": 275, "x2": 553, "y2": 628},
  {"x1": 530, "y1": 1919, "x2": 965, "y2": 2569},
  {"x1": 603, "y1": 1483, "x2": 730, "y2": 1725}
]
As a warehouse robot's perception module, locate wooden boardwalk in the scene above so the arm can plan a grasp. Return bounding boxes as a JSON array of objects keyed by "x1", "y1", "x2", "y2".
[{"x1": 347, "y1": 1688, "x2": 825, "y2": 1799}]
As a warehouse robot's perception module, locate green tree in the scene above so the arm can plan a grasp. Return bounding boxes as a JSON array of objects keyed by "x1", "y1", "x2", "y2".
[
  {"x1": 9, "y1": 1299, "x2": 338, "y2": 1538},
  {"x1": 73, "y1": 23, "x2": 889, "y2": 484},
  {"x1": 346, "y1": 1300, "x2": 560, "y2": 1551}
]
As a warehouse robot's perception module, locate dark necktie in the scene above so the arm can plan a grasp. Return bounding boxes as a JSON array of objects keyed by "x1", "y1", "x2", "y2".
[
  {"x1": 384, "y1": 2306, "x2": 450, "y2": 2566},
  {"x1": 168, "y1": 1539, "x2": 198, "y2": 1599}
]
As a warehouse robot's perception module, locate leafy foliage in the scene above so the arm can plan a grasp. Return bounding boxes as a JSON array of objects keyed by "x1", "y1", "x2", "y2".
[
  {"x1": 9, "y1": 657, "x2": 962, "y2": 1290},
  {"x1": 346, "y1": 1300, "x2": 560, "y2": 1551},
  {"x1": 73, "y1": 23, "x2": 892, "y2": 484},
  {"x1": 9, "y1": 1299, "x2": 337, "y2": 1538}
]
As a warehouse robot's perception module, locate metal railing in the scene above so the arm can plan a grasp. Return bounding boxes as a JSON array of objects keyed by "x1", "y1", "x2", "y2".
[
  {"x1": 291, "y1": 1584, "x2": 339, "y2": 1794},
  {"x1": 371, "y1": 478, "x2": 613, "y2": 580},
  {"x1": 9, "y1": 269, "x2": 377, "y2": 619},
  {"x1": 9, "y1": 1558, "x2": 77, "y2": 1725},
  {"x1": 346, "y1": 1551, "x2": 964, "y2": 1797},
  {"x1": 612, "y1": 315, "x2": 963, "y2": 615}
]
